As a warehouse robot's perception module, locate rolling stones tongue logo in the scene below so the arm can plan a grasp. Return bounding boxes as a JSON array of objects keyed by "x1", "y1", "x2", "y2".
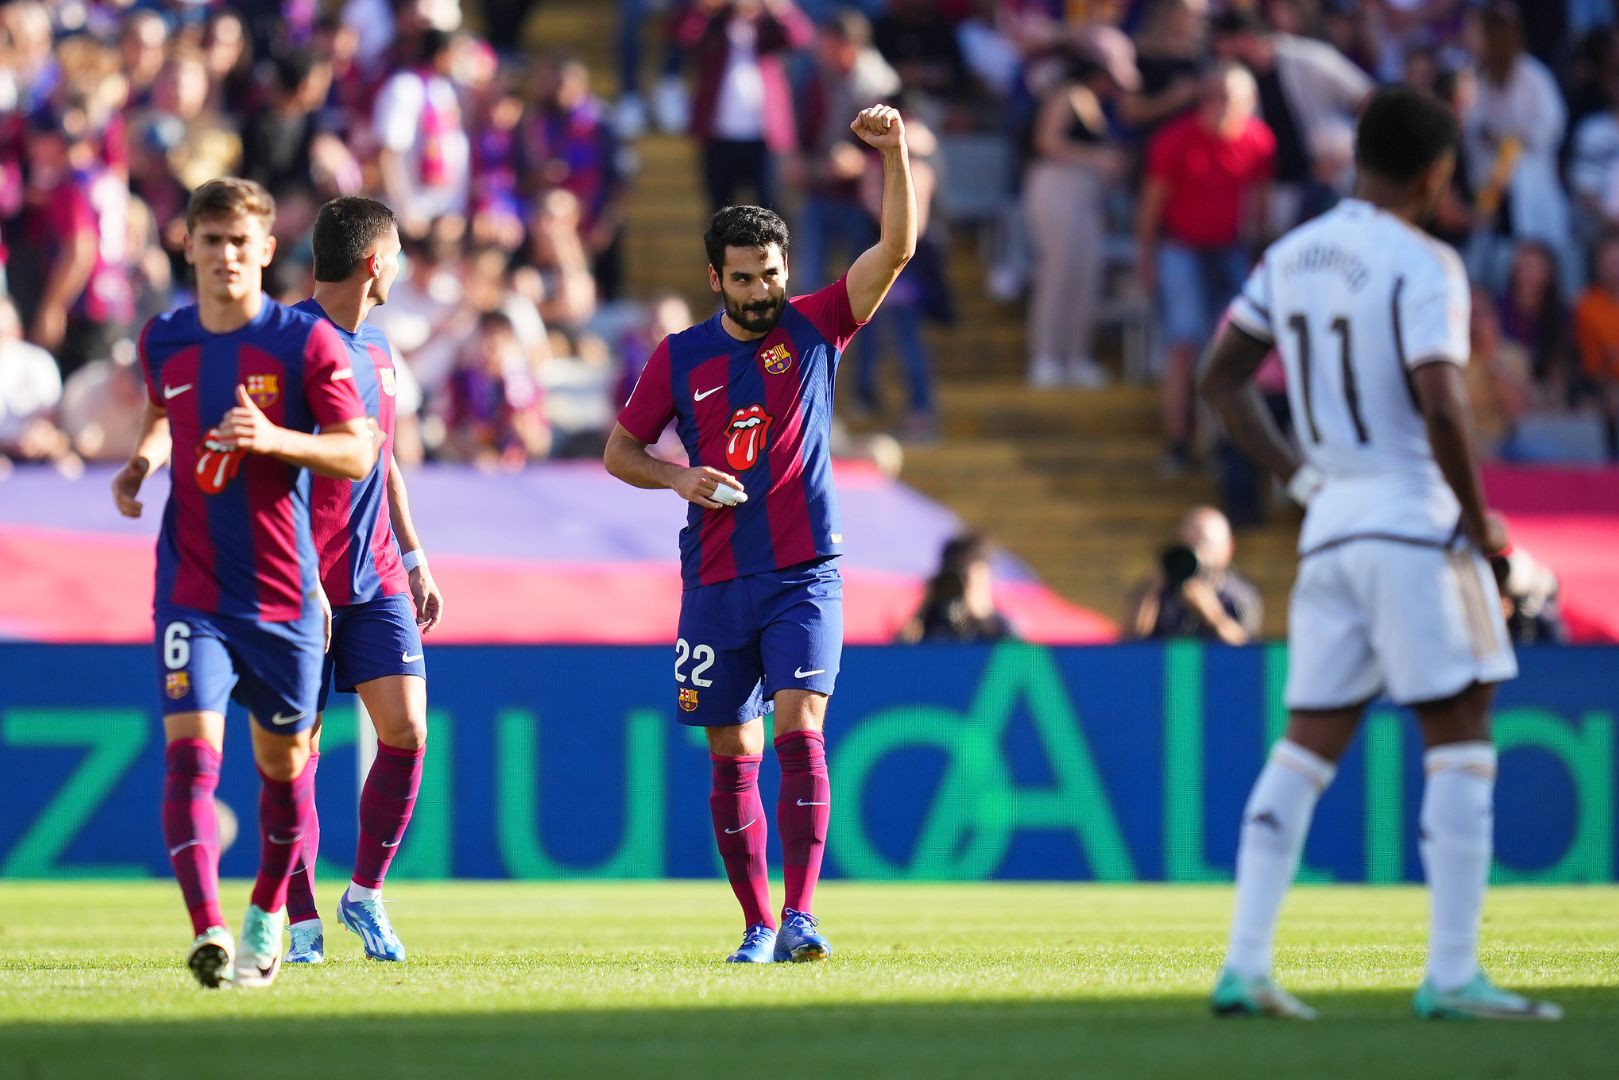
[
  {"x1": 724, "y1": 404, "x2": 773, "y2": 474},
  {"x1": 194, "y1": 426, "x2": 244, "y2": 495}
]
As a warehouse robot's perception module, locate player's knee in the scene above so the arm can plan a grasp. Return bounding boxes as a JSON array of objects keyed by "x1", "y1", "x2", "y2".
[
  {"x1": 378, "y1": 717, "x2": 427, "y2": 752},
  {"x1": 254, "y1": 744, "x2": 312, "y2": 782}
]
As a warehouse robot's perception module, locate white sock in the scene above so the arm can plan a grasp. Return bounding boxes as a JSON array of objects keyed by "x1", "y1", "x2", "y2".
[
  {"x1": 1224, "y1": 740, "x2": 1337, "y2": 979},
  {"x1": 1421, "y1": 741, "x2": 1496, "y2": 991},
  {"x1": 346, "y1": 882, "x2": 382, "y2": 903},
  {"x1": 289, "y1": 917, "x2": 321, "y2": 929}
]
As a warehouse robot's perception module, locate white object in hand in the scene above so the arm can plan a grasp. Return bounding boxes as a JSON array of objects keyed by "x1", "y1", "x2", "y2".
[
  {"x1": 1286, "y1": 463, "x2": 1324, "y2": 506},
  {"x1": 711, "y1": 483, "x2": 747, "y2": 506}
]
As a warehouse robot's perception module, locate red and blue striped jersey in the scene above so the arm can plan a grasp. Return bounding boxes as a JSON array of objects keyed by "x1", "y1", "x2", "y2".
[
  {"x1": 139, "y1": 298, "x2": 366, "y2": 622},
  {"x1": 295, "y1": 299, "x2": 409, "y2": 608},
  {"x1": 618, "y1": 276, "x2": 866, "y2": 587}
]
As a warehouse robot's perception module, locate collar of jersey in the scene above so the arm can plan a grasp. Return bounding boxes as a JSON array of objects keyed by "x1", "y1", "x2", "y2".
[{"x1": 192, "y1": 294, "x2": 276, "y2": 338}]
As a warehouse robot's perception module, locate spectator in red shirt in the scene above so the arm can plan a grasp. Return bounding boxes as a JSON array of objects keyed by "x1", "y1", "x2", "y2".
[
  {"x1": 1136, "y1": 62, "x2": 1275, "y2": 470},
  {"x1": 13, "y1": 104, "x2": 131, "y2": 379}
]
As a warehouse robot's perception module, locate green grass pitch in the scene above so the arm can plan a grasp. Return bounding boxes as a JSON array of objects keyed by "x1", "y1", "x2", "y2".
[{"x1": 1, "y1": 882, "x2": 1614, "y2": 1079}]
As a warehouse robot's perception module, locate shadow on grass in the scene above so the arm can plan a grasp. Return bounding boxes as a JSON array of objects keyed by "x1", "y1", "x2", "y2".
[{"x1": 1, "y1": 987, "x2": 1616, "y2": 1080}]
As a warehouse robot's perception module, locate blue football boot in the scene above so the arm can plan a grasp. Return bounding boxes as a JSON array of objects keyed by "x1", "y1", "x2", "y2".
[
  {"x1": 773, "y1": 908, "x2": 831, "y2": 963},
  {"x1": 337, "y1": 892, "x2": 406, "y2": 962},
  {"x1": 725, "y1": 923, "x2": 778, "y2": 963},
  {"x1": 286, "y1": 919, "x2": 325, "y2": 964}
]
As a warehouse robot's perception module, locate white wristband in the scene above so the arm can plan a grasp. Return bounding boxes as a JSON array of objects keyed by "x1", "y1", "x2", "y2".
[
  {"x1": 401, "y1": 549, "x2": 425, "y2": 572},
  {"x1": 1286, "y1": 464, "x2": 1324, "y2": 506}
]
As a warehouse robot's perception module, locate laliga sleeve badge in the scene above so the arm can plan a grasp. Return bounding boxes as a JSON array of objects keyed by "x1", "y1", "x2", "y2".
[
  {"x1": 195, "y1": 427, "x2": 244, "y2": 495},
  {"x1": 679, "y1": 688, "x2": 700, "y2": 712}
]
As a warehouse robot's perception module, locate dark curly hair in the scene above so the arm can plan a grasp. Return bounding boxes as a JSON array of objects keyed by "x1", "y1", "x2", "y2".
[
  {"x1": 1354, "y1": 85, "x2": 1459, "y2": 185},
  {"x1": 703, "y1": 205, "x2": 791, "y2": 275}
]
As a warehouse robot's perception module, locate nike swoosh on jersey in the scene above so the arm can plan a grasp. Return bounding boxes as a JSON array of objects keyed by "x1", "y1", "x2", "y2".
[
  {"x1": 270, "y1": 711, "x2": 305, "y2": 726},
  {"x1": 723, "y1": 818, "x2": 758, "y2": 835},
  {"x1": 268, "y1": 833, "x2": 301, "y2": 845},
  {"x1": 401, "y1": 652, "x2": 424, "y2": 663},
  {"x1": 380, "y1": 839, "x2": 401, "y2": 848},
  {"x1": 163, "y1": 383, "x2": 194, "y2": 399},
  {"x1": 331, "y1": 368, "x2": 354, "y2": 381},
  {"x1": 168, "y1": 839, "x2": 202, "y2": 856},
  {"x1": 693, "y1": 386, "x2": 724, "y2": 401},
  {"x1": 793, "y1": 667, "x2": 826, "y2": 679},
  {"x1": 796, "y1": 799, "x2": 829, "y2": 807}
]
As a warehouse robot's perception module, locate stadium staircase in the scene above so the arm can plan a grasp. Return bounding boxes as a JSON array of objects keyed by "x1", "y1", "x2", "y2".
[{"x1": 520, "y1": 1, "x2": 1298, "y2": 636}]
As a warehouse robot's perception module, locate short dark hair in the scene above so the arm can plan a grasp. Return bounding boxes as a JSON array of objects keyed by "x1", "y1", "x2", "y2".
[
  {"x1": 311, "y1": 197, "x2": 398, "y2": 281},
  {"x1": 703, "y1": 205, "x2": 791, "y2": 274},
  {"x1": 1354, "y1": 85, "x2": 1458, "y2": 185},
  {"x1": 186, "y1": 177, "x2": 275, "y2": 232}
]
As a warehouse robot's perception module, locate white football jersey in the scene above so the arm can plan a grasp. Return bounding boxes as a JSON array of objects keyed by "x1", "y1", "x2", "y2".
[{"x1": 1227, "y1": 199, "x2": 1471, "y2": 554}]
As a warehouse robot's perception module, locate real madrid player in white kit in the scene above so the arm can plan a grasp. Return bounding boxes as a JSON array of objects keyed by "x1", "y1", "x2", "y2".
[{"x1": 1200, "y1": 86, "x2": 1560, "y2": 1022}]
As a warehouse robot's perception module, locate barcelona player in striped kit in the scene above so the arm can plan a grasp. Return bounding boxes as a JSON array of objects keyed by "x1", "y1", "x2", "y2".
[
  {"x1": 281, "y1": 197, "x2": 444, "y2": 965},
  {"x1": 605, "y1": 106, "x2": 916, "y2": 963},
  {"x1": 111, "y1": 179, "x2": 375, "y2": 988}
]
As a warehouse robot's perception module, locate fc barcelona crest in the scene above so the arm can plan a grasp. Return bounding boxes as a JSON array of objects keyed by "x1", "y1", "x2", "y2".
[
  {"x1": 166, "y1": 672, "x2": 190, "y2": 700},
  {"x1": 678, "y1": 687, "x2": 699, "y2": 712},
  {"x1": 379, "y1": 366, "x2": 397, "y2": 397},
  {"x1": 759, "y1": 342, "x2": 793, "y2": 375},
  {"x1": 245, "y1": 373, "x2": 280, "y2": 409}
]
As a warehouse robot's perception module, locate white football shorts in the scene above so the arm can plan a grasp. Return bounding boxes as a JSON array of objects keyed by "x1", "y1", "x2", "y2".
[{"x1": 1285, "y1": 538, "x2": 1518, "y2": 710}]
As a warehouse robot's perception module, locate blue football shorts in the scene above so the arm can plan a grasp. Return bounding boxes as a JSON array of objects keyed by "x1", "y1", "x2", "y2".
[
  {"x1": 154, "y1": 600, "x2": 324, "y2": 733},
  {"x1": 673, "y1": 556, "x2": 844, "y2": 727},
  {"x1": 318, "y1": 592, "x2": 427, "y2": 712}
]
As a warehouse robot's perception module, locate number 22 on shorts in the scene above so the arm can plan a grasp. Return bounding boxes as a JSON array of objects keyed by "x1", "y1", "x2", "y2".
[{"x1": 675, "y1": 638, "x2": 715, "y2": 687}]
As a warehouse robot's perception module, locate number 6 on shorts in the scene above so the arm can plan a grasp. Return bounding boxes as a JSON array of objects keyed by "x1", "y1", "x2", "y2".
[{"x1": 164, "y1": 622, "x2": 191, "y2": 670}]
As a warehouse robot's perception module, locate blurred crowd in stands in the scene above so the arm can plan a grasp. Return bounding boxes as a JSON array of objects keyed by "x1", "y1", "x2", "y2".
[{"x1": 4, "y1": 0, "x2": 1619, "y2": 492}]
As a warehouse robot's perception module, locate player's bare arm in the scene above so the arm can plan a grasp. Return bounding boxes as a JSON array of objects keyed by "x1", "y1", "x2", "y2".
[
  {"x1": 1411, "y1": 361, "x2": 1508, "y2": 554},
  {"x1": 112, "y1": 400, "x2": 173, "y2": 518},
  {"x1": 1199, "y1": 324, "x2": 1307, "y2": 491},
  {"x1": 844, "y1": 105, "x2": 917, "y2": 323},
  {"x1": 217, "y1": 385, "x2": 375, "y2": 480},
  {"x1": 387, "y1": 452, "x2": 445, "y2": 631},
  {"x1": 604, "y1": 423, "x2": 742, "y2": 511}
]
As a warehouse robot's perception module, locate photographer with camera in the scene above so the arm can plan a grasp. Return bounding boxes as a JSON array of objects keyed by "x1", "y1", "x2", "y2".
[{"x1": 1126, "y1": 506, "x2": 1262, "y2": 645}]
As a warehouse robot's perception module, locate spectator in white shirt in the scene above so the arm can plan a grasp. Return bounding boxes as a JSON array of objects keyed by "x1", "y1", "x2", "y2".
[
  {"x1": 1464, "y1": 2, "x2": 1575, "y2": 293},
  {"x1": 374, "y1": 28, "x2": 471, "y2": 239},
  {"x1": 0, "y1": 296, "x2": 78, "y2": 473},
  {"x1": 1569, "y1": 63, "x2": 1619, "y2": 237}
]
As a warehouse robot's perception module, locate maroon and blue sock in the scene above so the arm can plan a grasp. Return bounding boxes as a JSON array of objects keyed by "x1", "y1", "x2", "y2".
[
  {"x1": 352, "y1": 741, "x2": 424, "y2": 890},
  {"x1": 162, "y1": 738, "x2": 224, "y2": 936},
  {"x1": 710, "y1": 753, "x2": 774, "y2": 929},
  {"x1": 285, "y1": 751, "x2": 321, "y2": 923},
  {"x1": 776, "y1": 730, "x2": 830, "y2": 915},
  {"x1": 249, "y1": 762, "x2": 316, "y2": 913}
]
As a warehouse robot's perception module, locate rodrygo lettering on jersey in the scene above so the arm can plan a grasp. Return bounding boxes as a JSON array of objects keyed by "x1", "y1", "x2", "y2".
[{"x1": 1227, "y1": 199, "x2": 1471, "y2": 555}]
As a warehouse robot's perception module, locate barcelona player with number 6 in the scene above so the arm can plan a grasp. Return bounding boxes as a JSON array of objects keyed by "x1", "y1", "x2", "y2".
[
  {"x1": 604, "y1": 105, "x2": 916, "y2": 963},
  {"x1": 111, "y1": 179, "x2": 374, "y2": 989}
]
